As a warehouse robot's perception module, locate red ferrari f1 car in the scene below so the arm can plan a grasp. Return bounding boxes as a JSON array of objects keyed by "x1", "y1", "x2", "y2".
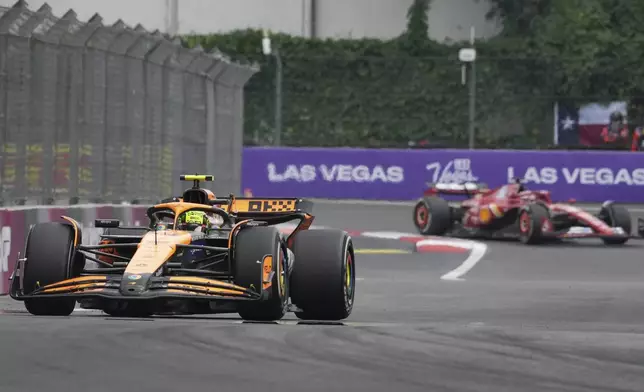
[{"x1": 413, "y1": 179, "x2": 634, "y2": 245}]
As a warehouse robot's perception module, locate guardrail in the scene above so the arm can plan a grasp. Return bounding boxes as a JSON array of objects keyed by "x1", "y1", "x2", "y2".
[
  {"x1": 0, "y1": 204, "x2": 149, "y2": 295},
  {"x1": 241, "y1": 147, "x2": 644, "y2": 203}
]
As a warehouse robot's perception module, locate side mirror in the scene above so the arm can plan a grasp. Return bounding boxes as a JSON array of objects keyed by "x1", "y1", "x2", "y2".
[{"x1": 94, "y1": 219, "x2": 120, "y2": 228}]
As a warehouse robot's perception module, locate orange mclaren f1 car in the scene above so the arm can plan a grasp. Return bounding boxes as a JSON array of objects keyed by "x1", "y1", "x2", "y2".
[{"x1": 9, "y1": 175, "x2": 356, "y2": 321}]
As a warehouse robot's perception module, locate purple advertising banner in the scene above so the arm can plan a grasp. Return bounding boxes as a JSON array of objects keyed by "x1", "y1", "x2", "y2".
[{"x1": 241, "y1": 147, "x2": 644, "y2": 203}]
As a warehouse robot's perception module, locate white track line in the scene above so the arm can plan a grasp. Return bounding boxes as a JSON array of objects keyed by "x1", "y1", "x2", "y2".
[
  {"x1": 359, "y1": 231, "x2": 413, "y2": 240},
  {"x1": 439, "y1": 242, "x2": 488, "y2": 281}
]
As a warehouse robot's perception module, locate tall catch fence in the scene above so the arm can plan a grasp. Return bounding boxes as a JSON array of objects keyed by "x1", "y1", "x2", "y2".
[{"x1": 0, "y1": 0, "x2": 258, "y2": 206}]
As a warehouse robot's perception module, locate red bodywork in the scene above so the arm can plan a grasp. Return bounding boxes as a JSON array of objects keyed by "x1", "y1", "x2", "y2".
[{"x1": 424, "y1": 183, "x2": 619, "y2": 237}]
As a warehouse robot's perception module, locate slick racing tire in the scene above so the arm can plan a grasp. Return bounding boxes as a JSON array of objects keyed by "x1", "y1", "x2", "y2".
[
  {"x1": 518, "y1": 203, "x2": 551, "y2": 245},
  {"x1": 22, "y1": 222, "x2": 85, "y2": 316},
  {"x1": 598, "y1": 202, "x2": 632, "y2": 245},
  {"x1": 290, "y1": 229, "x2": 355, "y2": 321},
  {"x1": 234, "y1": 226, "x2": 288, "y2": 321},
  {"x1": 413, "y1": 196, "x2": 452, "y2": 235}
]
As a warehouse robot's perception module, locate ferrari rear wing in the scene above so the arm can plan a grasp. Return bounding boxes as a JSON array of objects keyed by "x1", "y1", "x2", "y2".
[{"x1": 424, "y1": 182, "x2": 489, "y2": 196}]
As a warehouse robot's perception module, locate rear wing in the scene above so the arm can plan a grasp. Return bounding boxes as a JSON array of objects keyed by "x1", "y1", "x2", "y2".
[
  {"x1": 424, "y1": 182, "x2": 489, "y2": 196},
  {"x1": 214, "y1": 197, "x2": 314, "y2": 217}
]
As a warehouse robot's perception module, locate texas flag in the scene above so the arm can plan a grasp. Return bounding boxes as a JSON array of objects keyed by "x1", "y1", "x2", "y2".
[{"x1": 554, "y1": 101, "x2": 627, "y2": 146}]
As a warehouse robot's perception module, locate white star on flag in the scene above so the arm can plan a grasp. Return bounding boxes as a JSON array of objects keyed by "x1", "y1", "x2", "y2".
[{"x1": 560, "y1": 116, "x2": 575, "y2": 131}]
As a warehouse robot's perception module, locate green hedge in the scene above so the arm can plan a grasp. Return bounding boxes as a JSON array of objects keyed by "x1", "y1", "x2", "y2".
[{"x1": 182, "y1": 30, "x2": 555, "y2": 148}]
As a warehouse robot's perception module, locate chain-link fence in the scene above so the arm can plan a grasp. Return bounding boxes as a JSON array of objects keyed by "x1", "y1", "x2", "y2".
[{"x1": 0, "y1": 1, "x2": 258, "y2": 206}]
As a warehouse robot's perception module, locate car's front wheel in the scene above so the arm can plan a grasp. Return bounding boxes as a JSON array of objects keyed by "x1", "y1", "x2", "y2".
[
  {"x1": 22, "y1": 222, "x2": 85, "y2": 316},
  {"x1": 518, "y1": 203, "x2": 551, "y2": 245},
  {"x1": 234, "y1": 226, "x2": 288, "y2": 321},
  {"x1": 598, "y1": 202, "x2": 631, "y2": 245}
]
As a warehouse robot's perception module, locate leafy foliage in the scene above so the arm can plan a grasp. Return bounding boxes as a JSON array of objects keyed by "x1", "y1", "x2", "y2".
[
  {"x1": 486, "y1": 0, "x2": 551, "y2": 36},
  {"x1": 403, "y1": 0, "x2": 431, "y2": 47},
  {"x1": 182, "y1": 0, "x2": 644, "y2": 148}
]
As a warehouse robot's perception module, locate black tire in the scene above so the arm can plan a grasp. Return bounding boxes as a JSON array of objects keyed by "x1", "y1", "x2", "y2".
[
  {"x1": 518, "y1": 203, "x2": 551, "y2": 244},
  {"x1": 598, "y1": 202, "x2": 631, "y2": 245},
  {"x1": 23, "y1": 222, "x2": 85, "y2": 316},
  {"x1": 413, "y1": 196, "x2": 452, "y2": 235},
  {"x1": 234, "y1": 226, "x2": 288, "y2": 321},
  {"x1": 290, "y1": 229, "x2": 355, "y2": 321}
]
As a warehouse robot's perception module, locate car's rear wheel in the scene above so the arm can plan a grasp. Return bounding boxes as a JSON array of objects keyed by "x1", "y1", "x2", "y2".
[
  {"x1": 234, "y1": 226, "x2": 288, "y2": 321},
  {"x1": 413, "y1": 196, "x2": 452, "y2": 235},
  {"x1": 518, "y1": 203, "x2": 551, "y2": 245},
  {"x1": 598, "y1": 202, "x2": 631, "y2": 245},
  {"x1": 22, "y1": 222, "x2": 85, "y2": 316},
  {"x1": 290, "y1": 229, "x2": 355, "y2": 321}
]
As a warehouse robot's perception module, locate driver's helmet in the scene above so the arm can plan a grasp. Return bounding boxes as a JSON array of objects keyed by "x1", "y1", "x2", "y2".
[
  {"x1": 177, "y1": 210, "x2": 224, "y2": 232},
  {"x1": 177, "y1": 210, "x2": 210, "y2": 232}
]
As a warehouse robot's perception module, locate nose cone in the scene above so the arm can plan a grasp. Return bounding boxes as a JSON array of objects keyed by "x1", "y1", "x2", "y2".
[{"x1": 119, "y1": 273, "x2": 152, "y2": 296}]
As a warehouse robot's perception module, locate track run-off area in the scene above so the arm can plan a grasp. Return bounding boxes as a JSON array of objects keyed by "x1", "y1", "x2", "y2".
[{"x1": 0, "y1": 200, "x2": 642, "y2": 392}]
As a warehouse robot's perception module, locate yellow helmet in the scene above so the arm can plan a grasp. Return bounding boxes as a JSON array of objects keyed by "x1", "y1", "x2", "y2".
[{"x1": 180, "y1": 210, "x2": 207, "y2": 226}]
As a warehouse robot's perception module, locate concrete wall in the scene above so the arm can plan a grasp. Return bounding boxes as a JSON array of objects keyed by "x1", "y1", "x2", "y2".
[{"x1": 4, "y1": 0, "x2": 501, "y2": 41}]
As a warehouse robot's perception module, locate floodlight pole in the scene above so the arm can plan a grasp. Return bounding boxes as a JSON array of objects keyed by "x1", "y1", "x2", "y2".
[
  {"x1": 263, "y1": 30, "x2": 283, "y2": 146},
  {"x1": 460, "y1": 27, "x2": 477, "y2": 150},
  {"x1": 275, "y1": 49, "x2": 283, "y2": 146}
]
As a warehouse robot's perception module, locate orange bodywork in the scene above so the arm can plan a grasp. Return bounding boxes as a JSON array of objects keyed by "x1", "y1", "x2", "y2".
[
  {"x1": 31, "y1": 197, "x2": 313, "y2": 299},
  {"x1": 262, "y1": 255, "x2": 273, "y2": 290},
  {"x1": 37, "y1": 276, "x2": 108, "y2": 294},
  {"x1": 124, "y1": 230, "x2": 192, "y2": 275},
  {"x1": 61, "y1": 215, "x2": 81, "y2": 246}
]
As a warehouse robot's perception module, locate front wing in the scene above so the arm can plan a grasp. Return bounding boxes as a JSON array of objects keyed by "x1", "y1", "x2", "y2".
[{"x1": 10, "y1": 274, "x2": 263, "y2": 302}]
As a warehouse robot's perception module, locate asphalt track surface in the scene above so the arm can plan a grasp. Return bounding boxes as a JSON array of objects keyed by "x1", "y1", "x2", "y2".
[{"x1": 1, "y1": 201, "x2": 643, "y2": 392}]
